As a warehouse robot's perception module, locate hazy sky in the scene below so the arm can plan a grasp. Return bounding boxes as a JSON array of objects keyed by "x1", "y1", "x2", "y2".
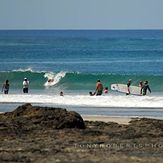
[{"x1": 0, "y1": 0, "x2": 163, "y2": 29}]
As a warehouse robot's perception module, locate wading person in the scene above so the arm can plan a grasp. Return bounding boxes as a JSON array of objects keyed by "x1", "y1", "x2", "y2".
[
  {"x1": 2, "y1": 80, "x2": 10, "y2": 94},
  {"x1": 23, "y1": 78, "x2": 29, "y2": 93}
]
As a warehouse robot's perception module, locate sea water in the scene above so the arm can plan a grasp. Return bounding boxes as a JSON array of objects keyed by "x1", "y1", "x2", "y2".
[{"x1": 0, "y1": 30, "x2": 163, "y2": 118}]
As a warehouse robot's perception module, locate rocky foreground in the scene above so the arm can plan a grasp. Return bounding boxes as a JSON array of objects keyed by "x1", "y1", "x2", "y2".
[{"x1": 0, "y1": 104, "x2": 163, "y2": 163}]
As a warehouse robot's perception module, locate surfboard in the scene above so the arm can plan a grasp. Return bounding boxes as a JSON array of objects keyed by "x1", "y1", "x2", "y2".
[{"x1": 111, "y1": 83, "x2": 142, "y2": 95}]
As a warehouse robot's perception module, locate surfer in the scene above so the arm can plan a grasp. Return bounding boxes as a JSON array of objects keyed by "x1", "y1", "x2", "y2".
[
  {"x1": 95, "y1": 79, "x2": 103, "y2": 96},
  {"x1": 126, "y1": 79, "x2": 132, "y2": 95},
  {"x1": 48, "y1": 78, "x2": 54, "y2": 83},
  {"x1": 23, "y1": 78, "x2": 29, "y2": 93},
  {"x1": 142, "y1": 81, "x2": 151, "y2": 95},
  {"x1": 2, "y1": 80, "x2": 9, "y2": 94}
]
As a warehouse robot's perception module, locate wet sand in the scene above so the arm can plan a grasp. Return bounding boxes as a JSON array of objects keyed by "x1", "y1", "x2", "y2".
[{"x1": 83, "y1": 115, "x2": 131, "y2": 124}]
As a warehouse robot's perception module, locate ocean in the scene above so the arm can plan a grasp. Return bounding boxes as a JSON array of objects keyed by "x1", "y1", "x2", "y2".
[{"x1": 0, "y1": 30, "x2": 163, "y2": 118}]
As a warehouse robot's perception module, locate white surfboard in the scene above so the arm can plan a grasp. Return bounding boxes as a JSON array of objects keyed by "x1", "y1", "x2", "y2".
[{"x1": 111, "y1": 83, "x2": 142, "y2": 95}]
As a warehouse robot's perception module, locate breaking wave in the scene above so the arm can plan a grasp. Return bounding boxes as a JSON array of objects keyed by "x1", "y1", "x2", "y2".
[{"x1": 0, "y1": 69, "x2": 163, "y2": 92}]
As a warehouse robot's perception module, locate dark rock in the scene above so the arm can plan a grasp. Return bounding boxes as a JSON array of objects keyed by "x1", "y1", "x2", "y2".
[
  {"x1": 1, "y1": 105, "x2": 163, "y2": 162},
  {"x1": 0, "y1": 103, "x2": 85, "y2": 130}
]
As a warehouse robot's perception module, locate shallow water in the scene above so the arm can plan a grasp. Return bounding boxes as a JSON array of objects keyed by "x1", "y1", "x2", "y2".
[
  {"x1": 1, "y1": 94, "x2": 163, "y2": 119},
  {"x1": 1, "y1": 103, "x2": 163, "y2": 119}
]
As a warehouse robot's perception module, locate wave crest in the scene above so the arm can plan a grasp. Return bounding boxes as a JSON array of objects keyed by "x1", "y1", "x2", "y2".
[{"x1": 12, "y1": 68, "x2": 33, "y2": 72}]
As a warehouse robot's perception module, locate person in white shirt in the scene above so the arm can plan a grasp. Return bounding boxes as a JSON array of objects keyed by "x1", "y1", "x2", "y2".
[{"x1": 23, "y1": 78, "x2": 29, "y2": 93}]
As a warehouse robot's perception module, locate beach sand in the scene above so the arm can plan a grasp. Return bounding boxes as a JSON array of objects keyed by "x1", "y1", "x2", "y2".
[{"x1": 83, "y1": 115, "x2": 131, "y2": 124}]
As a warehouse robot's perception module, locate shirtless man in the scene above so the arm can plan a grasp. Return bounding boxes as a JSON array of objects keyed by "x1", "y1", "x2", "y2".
[{"x1": 95, "y1": 79, "x2": 103, "y2": 96}]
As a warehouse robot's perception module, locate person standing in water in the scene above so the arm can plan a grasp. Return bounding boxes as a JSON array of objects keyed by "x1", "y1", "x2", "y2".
[
  {"x1": 95, "y1": 79, "x2": 103, "y2": 96},
  {"x1": 2, "y1": 80, "x2": 10, "y2": 94},
  {"x1": 104, "y1": 87, "x2": 108, "y2": 94},
  {"x1": 60, "y1": 91, "x2": 64, "y2": 96},
  {"x1": 23, "y1": 78, "x2": 29, "y2": 93},
  {"x1": 139, "y1": 81, "x2": 144, "y2": 95},
  {"x1": 89, "y1": 91, "x2": 96, "y2": 96},
  {"x1": 126, "y1": 79, "x2": 132, "y2": 95},
  {"x1": 142, "y1": 81, "x2": 151, "y2": 95}
]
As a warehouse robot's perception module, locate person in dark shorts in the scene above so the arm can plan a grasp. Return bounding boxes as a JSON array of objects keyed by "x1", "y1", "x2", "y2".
[
  {"x1": 142, "y1": 81, "x2": 151, "y2": 95},
  {"x1": 2, "y1": 80, "x2": 9, "y2": 94},
  {"x1": 95, "y1": 79, "x2": 103, "y2": 96},
  {"x1": 126, "y1": 79, "x2": 132, "y2": 95},
  {"x1": 23, "y1": 78, "x2": 29, "y2": 93}
]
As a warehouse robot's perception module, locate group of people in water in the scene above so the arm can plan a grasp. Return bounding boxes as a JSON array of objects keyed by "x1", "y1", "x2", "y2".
[
  {"x1": 126, "y1": 79, "x2": 151, "y2": 95},
  {"x1": 90, "y1": 79, "x2": 151, "y2": 96},
  {"x1": 1, "y1": 77, "x2": 151, "y2": 96},
  {"x1": 89, "y1": 79, "x2": 108, "y2": 96},
  {"x1": 1, "y1": 78, "x2": 30, "y2": 94}
]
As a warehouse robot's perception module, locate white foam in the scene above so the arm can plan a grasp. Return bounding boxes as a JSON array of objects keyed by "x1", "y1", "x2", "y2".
[
  {"x1": 44, "y1": 71, "x2": 66, "y2": 87},
  {"x1": 12, "y1": 67, "x2": 33, "y2": 72},
  {"x1": 0, "y1": 94, "x2": 163, "y2": 108}
]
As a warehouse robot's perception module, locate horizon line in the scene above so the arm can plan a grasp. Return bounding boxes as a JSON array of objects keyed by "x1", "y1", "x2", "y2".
[{"x1": 0, "y1": 28, "x2": 163, "y2": 31}]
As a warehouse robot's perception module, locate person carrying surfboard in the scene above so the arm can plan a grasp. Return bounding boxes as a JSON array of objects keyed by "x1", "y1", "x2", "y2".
[
  {"x1": 95, "y1": 79, "x2": 103, "y2": 96},
  {"x1": 139, "y1": 81, "x2": 144, "y2": 95},
  {"x1": 142, "y1": 81, "x2": 151, "y2": 95},
  {"x1": 126, "y1": 79, "x2": 132, "y2": 95}
]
